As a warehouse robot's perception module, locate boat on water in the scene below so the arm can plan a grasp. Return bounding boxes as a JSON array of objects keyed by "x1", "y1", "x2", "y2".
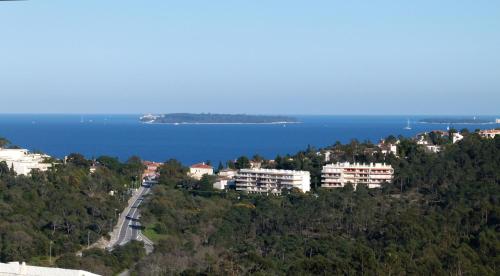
[{"x1": 404, "y1": 119, "x2": 412, "y2": 130}]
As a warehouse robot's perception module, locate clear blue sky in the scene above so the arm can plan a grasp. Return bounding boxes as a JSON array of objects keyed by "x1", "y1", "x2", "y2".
[{"x1": 0, "y1": 0, "x2": 499, "y2": 115}]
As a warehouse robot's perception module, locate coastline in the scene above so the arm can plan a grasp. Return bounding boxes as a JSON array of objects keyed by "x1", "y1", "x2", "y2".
[
  {"x1": 141, "y1": 121, "x2": 302, "y2": 125},
  {"x1": 418, "y1": 121, "x2": 498, "y2": 125}
]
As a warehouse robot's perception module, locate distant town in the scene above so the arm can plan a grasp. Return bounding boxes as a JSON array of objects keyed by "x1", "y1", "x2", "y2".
[{"x1": 1, "y1": 127, "x2": 499, "y2": 193}]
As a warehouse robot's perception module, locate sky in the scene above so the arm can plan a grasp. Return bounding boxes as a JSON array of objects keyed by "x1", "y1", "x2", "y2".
[{"x1": 0, "y1": 0, "x2": 499, "y2": 115}]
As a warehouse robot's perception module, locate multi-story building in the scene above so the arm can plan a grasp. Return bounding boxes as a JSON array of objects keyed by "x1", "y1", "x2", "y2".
[
  {"x1": 0, "y1": 148, "x2": 52, "y2": 176},
  {"x1": 189, "y1": 163, "x2": 214, "y2": 180},
  {"x1": 479, "y1": 129, "x2": 500, "y2": 139},
  {"x1": 322, "y1": 162, "x2": 394, "y2": 189},
  {"x1": 235, "y1": 168, "x2": 310, "y2": 194}
]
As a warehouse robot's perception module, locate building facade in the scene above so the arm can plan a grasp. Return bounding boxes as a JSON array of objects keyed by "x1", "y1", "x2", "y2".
[
  {"x1": 0, "y1": 148, "x2": 52, "y2": 176},
  {"x1": 143, "y1": 161, "x2": 162, "y2": 179},
  {"x1": 189, "y1": 163, "x2": 214, "y2": 180},
  {"x1": 479, "y1": 129, "x2": 500, "y2": 139},
  {"x1": 452, "y1": 132, "x2": 464, "y2": 144},
  {"x1": 235, "y1": 168, "x2": 310, "y2": 194},
  {"x1": 378, "y1": 140, "x2": 398, "y2": 156},
  {"x1": 322, "y1": 162, "x2": 394, "y2": 189}
]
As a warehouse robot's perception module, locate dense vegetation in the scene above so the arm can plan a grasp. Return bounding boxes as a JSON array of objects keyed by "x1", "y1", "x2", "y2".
[
  {"x1": 56, "y1": 241, "x2": 145, "y2": 275},
  {"x1": 1, "y1": 132, "x2": 498, "y2": 275},
  {"x1": 0, "y1": 142, "x2": 146, "y2": 274},
  {"x1": 134, "y1": 133, "x2": 499, "y2": 275}
]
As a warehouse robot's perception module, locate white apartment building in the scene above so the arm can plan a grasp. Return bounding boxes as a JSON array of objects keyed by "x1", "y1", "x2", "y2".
[
  {"x1": 0, "y1": 262, "x2": 99, "y2": 276},
  {"x1": 322, "y1": 162, "x2": 394, "y2": 189},
  {"x1": 479, "y1": 129, "x2": 500, "y2": 139},
  {"x1": 218, "y1": 169, "x2": 237, "y2": 179},
  {"x1": 235, "y1": 168, "x2": 310, "y2": 194},
  {"x1": 189, "y1": 163, "x2": 214, "y2": 180},
  {"x1": 0, "y1": 148, "x2": 52, "y2": 176}
]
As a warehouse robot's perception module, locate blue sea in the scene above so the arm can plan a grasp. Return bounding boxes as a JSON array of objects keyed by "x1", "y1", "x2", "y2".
[{"x1": 0, "y1": 115, "x2": 498, "y2": 165}]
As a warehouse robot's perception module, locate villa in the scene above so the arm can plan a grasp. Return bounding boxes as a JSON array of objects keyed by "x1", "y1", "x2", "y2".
[
  {"x1": 189, "y1": 163, "x2": 214, "y2": 180},
  {"x1": 479, "y1": 129, "x2": 500, "y2": 139}
]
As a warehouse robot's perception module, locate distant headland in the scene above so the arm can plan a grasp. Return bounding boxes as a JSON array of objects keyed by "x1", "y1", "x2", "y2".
[
  {"x1": 419, "y1": 117, "x2": 497, "y2": 125},
  {"x1": 139, "y1": 113, "x2": 300, "y2": 124}
]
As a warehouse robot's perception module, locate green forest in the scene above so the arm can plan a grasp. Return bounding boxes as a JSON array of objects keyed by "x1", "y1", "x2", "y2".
[
  {"x1": 0, "y1": 147, "x2": 146, "y2": 274},
  {"x1": 133, "y1": 133, "x2": 499, "y2": 275},
  {"x1": 0, "y1": 132, "x2": 498, "y2": 275}
]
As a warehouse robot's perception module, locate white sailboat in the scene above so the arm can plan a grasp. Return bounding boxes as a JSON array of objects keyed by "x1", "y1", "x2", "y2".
[{"x1": 404, "y1": 119, "x2": 412, "y2": 130}]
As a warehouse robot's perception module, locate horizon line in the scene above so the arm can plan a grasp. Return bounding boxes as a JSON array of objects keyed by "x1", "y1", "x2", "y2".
[{"x1": 0, "y1": 112, "x2": 499, "y2": 117}]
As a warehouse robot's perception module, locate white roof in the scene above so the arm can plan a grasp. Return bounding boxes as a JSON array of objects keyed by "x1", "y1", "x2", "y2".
[{"x1": 0, "y1": 262, "x2": 100, "y2": 276}]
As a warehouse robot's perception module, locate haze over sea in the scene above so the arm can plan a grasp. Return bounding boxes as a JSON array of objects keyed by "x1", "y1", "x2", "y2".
[{"x1": 0, "y1": 114, "x2": 498, "y2": 165}]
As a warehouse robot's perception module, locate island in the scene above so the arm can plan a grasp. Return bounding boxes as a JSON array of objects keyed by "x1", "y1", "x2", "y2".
[
  {"x1": 139, "y1": 113, "x2": 299, "y2": 124},
  {"x1": 419, "y1": 118, "x2": 495, "y2": 124}
]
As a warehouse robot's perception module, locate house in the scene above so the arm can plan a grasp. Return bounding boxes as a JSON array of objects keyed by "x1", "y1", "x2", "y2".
[
  {"x1": 452, "y1": 132, "x2": 464, "y2": 144},
  {"x1": 377, "y1": 140, "x2": 398, "y2": 156},
  {"x1": 213, "y1": 177, "x2": 235, "y2": 190},
  {"x1": 213, "y1": 169, "x2": 237, "y2": 190},
  {"x1": 189, "y1": 163, "x2": 214, "y2": 180},
  {"x1": 249, "y1": 160, "x2": 262, "y2": 169},
  {"x1": 322, "y1": 162, "x2": 394, "y2": 189},
  {"x1": 416, "y1": 135, "x2": 429, "y2": 145},
  {"x1": 143, "y1": 161, "x2": 162, "y2": 179},
  {"x1": 218, "y1": 168, "x2": 237, "y2": 179},
  {"x1": 479, "y1": 129, "x2": 500, "y2": 139},
  {"x1": 235, "y1": 168, "x2": 310, "y2": 194}
]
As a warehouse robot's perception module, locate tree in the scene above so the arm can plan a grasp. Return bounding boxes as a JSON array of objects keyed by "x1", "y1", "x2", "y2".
[
  {"x1": 66, "y1": 153, "x2": 90, "y2": 168},
  {"x1": 0, "y1": 161, "x2": 10, "y2": 178},
  {"x1": 199, "y1": 174, "x2": 216, "y2": 191},
  {"x1": 217, "y1": 162, "x2": 224, "y2": 172},
  {"x1": 0, "y1": 137, "x2": 10, "y2": 148},
  {"x1": 97, "y1": 156, "x2": 122, "y2": 172},
  {"x1": 158, "y1": 159, "x2": 188, "y2": 188},
  {"x1": 235, "y1": 156, "x2": 250, "y2": 169}
]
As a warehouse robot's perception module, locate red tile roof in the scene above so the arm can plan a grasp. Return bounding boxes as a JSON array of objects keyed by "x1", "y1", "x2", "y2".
[{"x1": 191, "y1": 163, "x2": 213, "y2": 169}]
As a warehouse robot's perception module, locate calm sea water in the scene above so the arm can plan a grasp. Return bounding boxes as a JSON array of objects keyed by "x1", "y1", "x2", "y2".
[{"x1": 0, "y1": 114, "x2": 498, "y2": 165}]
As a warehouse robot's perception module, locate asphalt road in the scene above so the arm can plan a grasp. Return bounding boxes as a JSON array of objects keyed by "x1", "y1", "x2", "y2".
[{"x1": 114, "y1": 181, "x2": 154, "y2": 247}]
